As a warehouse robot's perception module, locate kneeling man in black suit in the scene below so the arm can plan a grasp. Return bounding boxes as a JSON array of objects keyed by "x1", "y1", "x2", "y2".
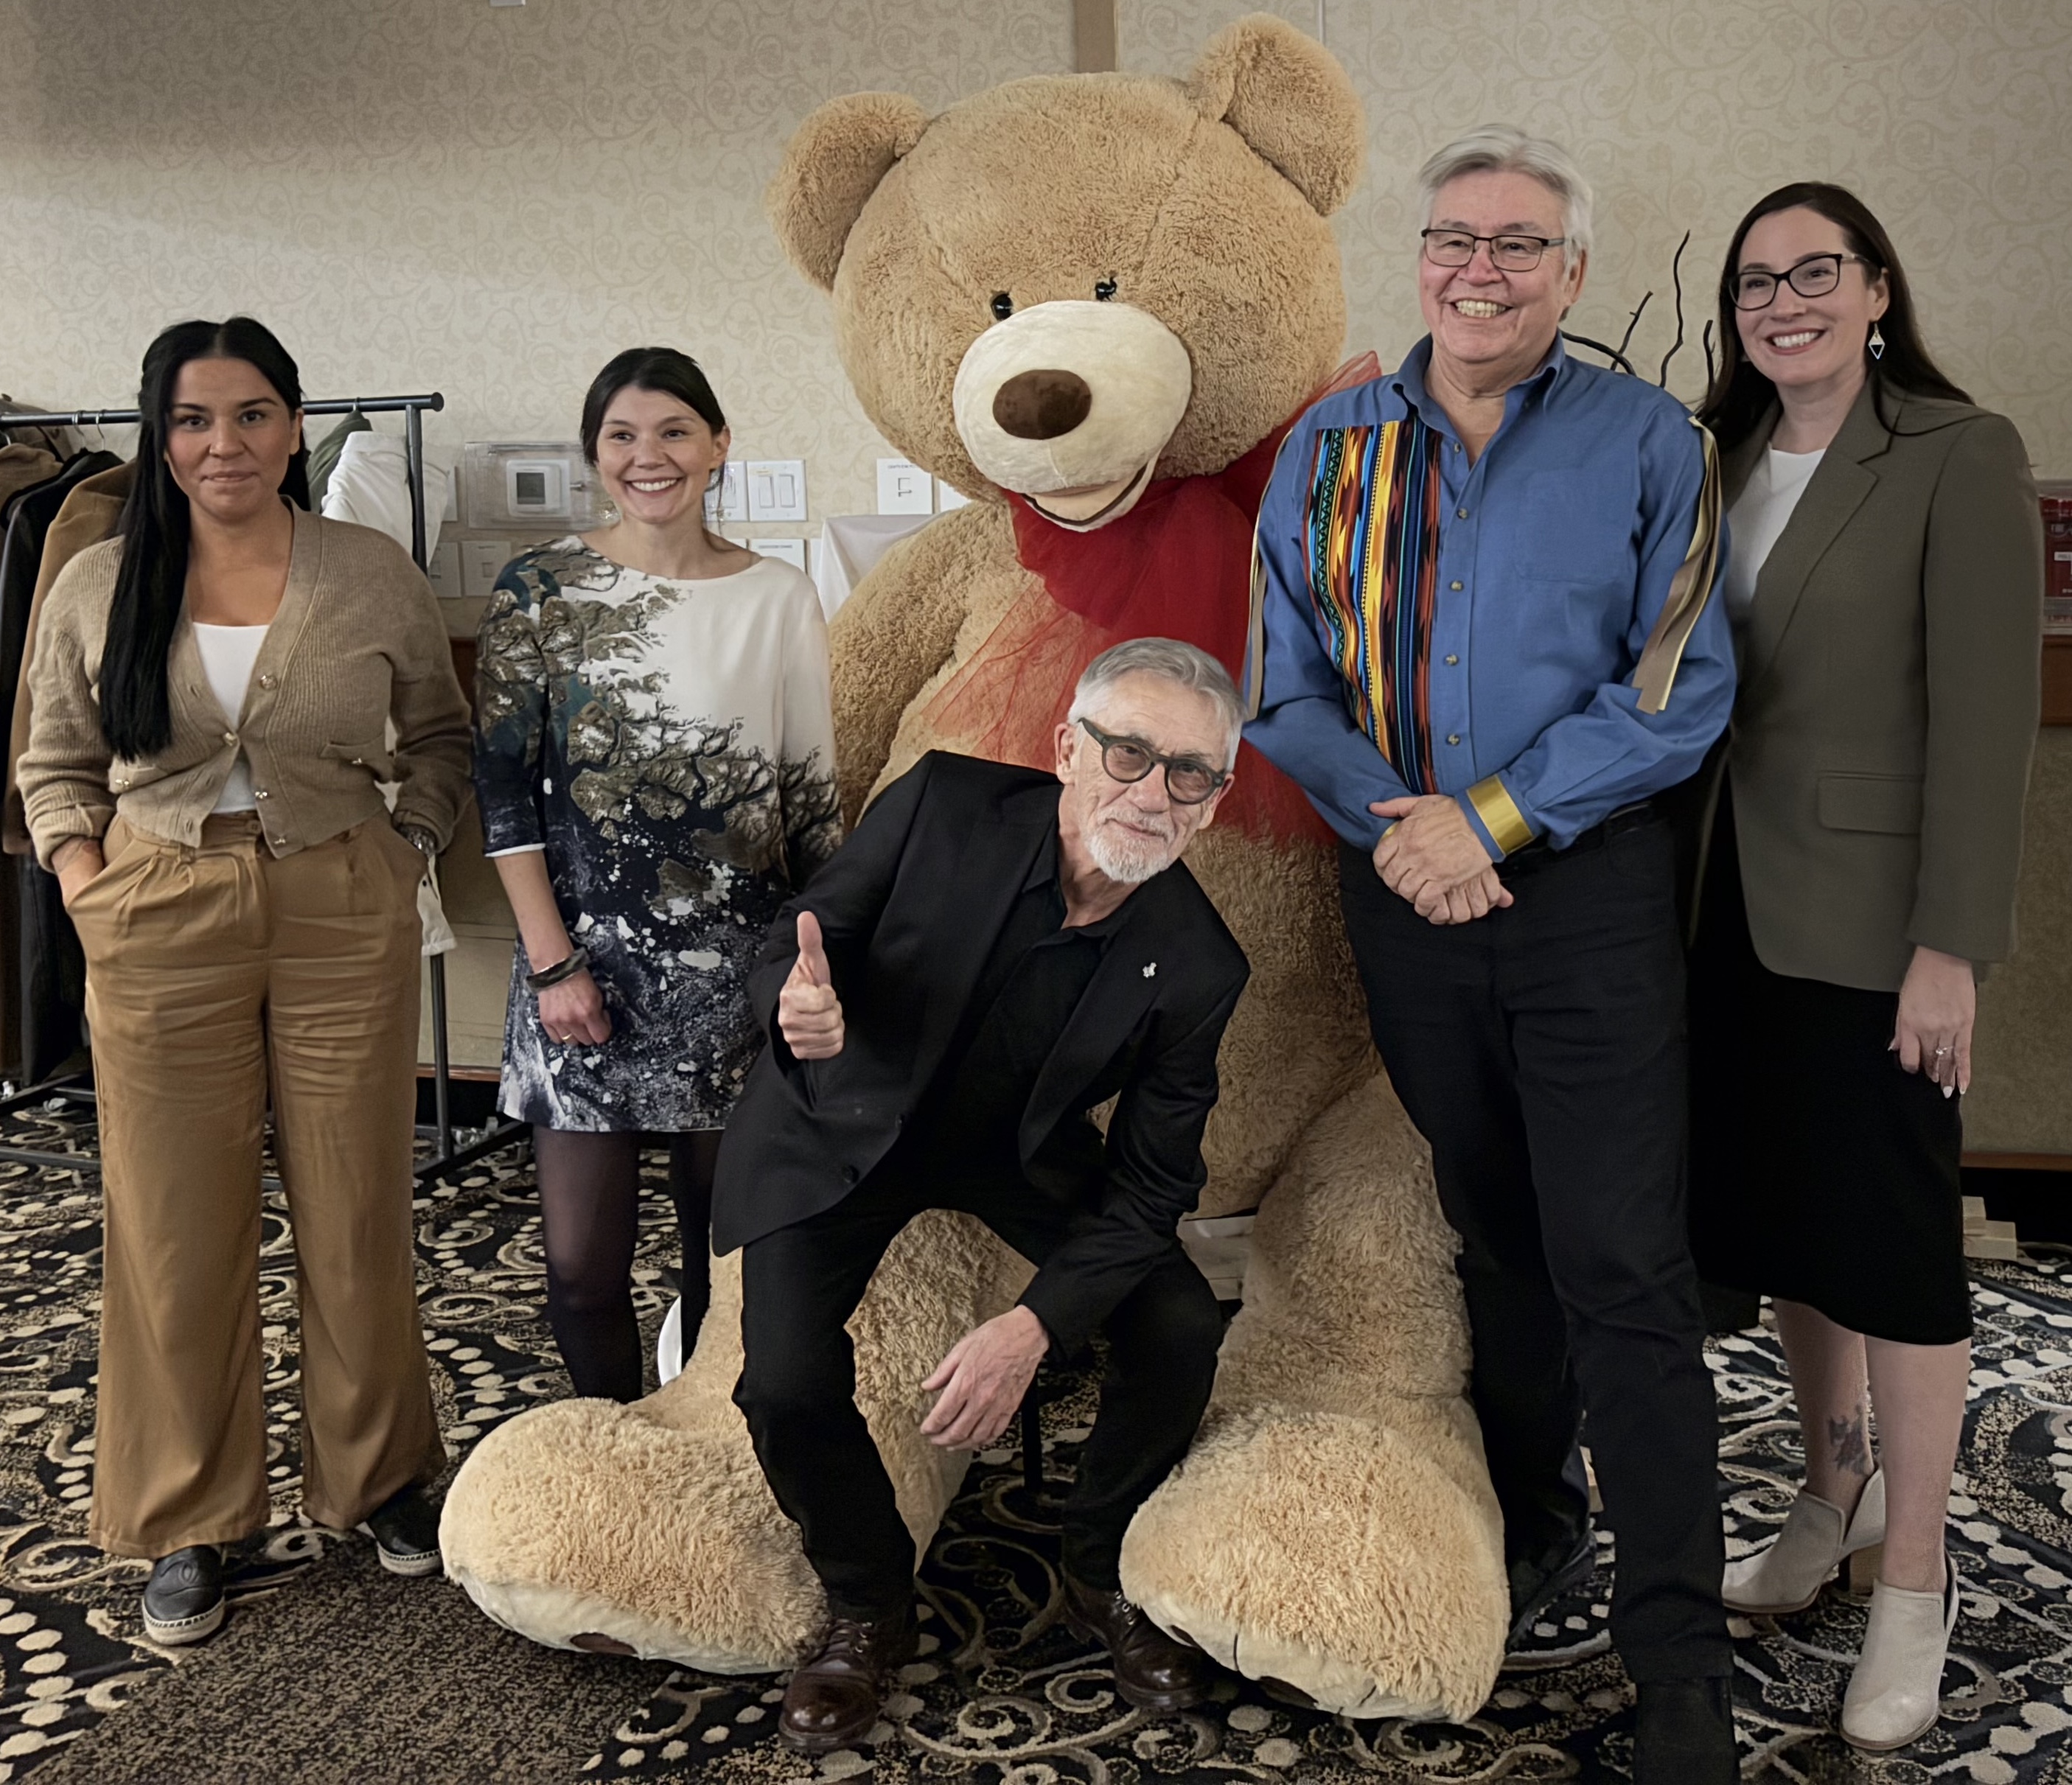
[{"x1": 714, "y1": 638, "x2": 1250, "y2": 1752}]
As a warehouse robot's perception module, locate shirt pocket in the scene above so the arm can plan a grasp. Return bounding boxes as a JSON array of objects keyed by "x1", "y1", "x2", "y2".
[
  {"x1": 1515, "y1": 472, "x2": 1634, "y2": 585},
  {"x1": 1816, "y1": 771, "x2": 1922, "y2": 835},
  {"x1": 322, "y1": 736, "x2": 397, "y2": 779}
]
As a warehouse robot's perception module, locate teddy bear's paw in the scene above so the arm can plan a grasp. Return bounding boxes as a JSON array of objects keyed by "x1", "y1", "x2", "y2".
[
  {"x1": 440, "y1": 1397, "x2": 821, "y2": 1673},
  {"x1": 1118, "y1": 1407, "x2": 1507, "y2": 1721}
]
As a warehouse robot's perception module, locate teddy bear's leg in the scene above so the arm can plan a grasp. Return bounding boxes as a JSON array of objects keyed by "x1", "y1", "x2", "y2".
[
  {"x1": 441, "y1": 1209, "x2": 1030, "y2": 1669},
  {"x1": 1120, "y1": 1075, "x2": 1510, "y2": 1719}
]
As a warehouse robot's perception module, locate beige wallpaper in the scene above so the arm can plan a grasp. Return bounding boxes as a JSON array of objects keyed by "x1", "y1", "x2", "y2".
[
  {"x1": 1129, "y1": 0, "x2": 2072, "y2": 472},
  {"x1": 3, "y1": 0, "x2": 2067, "y2": 517}
]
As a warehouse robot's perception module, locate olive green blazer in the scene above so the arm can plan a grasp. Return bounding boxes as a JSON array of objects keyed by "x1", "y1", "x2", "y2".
[{"x1": 1695, "y1": 382, "x2": 2043, "y2": 992}]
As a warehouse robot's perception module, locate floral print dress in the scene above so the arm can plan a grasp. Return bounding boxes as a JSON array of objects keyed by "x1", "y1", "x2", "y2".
[{"x1": 472, "y1": 539, "x2": 840, "y2": 1131}]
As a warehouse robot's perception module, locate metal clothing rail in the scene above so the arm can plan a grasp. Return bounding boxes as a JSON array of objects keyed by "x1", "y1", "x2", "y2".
[{"x1": 0, "y1": 391, "x2": 528, "y2": 1185}]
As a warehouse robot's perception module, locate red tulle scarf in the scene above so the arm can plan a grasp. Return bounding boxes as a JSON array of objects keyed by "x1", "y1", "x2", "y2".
[{"x1": 919, "y1": 355, "x2": 1380, "y2": 844}]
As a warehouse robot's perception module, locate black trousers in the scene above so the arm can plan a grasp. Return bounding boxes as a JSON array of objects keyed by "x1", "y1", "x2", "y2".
[
  {"x1": 1338, "y1": 814, "x2": 1729, "y2": 1682},
  {"x1": 734, "y1": 1152, "x2": 1223, "y2": 1619}
]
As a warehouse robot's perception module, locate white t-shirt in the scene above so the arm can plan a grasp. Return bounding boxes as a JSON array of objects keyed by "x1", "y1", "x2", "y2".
[
  {"x1": 1724, "y1": 447, "x2": 1826, "y2": 620},
  {"x1": 192, "y1": 623, "x2": 270, "y2": 813}
]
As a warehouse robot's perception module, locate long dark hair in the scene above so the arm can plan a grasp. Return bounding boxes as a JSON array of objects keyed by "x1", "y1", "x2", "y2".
[
  {"x1": 102, "y1": 317, "x2": 310, "y2": 760},
  {"x1": 579, "y1": 346, "x2": 726, "y2": 466},
  {"x1": 1698, "y1": 182, "x2": 1971, "y2": 451}
]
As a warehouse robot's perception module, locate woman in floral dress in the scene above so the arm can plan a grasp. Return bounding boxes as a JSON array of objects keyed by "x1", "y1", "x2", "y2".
[{"x1": 473, "y1": 348, "x2": 839, "y2": 1400}]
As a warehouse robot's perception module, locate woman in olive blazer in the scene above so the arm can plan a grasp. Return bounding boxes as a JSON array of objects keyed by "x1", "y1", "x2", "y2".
[{"x1": 1686, "y1": 183, "x2": 2042, "y2": 1754}]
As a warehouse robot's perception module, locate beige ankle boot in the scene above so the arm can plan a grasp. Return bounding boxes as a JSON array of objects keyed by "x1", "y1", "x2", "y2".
[
  {"x1": 1841, "y1": 1560, "x2": 1959, "y2": 1751},
  {"x1": 1723, "y1": 1469, "x2": 1886, "y2": 1615}
]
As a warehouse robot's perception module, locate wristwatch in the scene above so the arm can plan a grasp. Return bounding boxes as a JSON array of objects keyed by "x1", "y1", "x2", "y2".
[{"x1": 400, "y1": 825, "x2": 440, "y2": 862}]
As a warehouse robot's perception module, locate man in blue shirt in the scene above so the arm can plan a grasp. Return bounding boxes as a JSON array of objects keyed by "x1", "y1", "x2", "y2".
[{"x1": 1246, "y1": 128, "x2": 1737, "y2": 1781}]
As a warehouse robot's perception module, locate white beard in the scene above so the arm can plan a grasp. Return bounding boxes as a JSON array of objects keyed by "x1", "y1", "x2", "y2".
[{"x1": 1084, "y1": 816, "x2": 1176, "y2": 885}]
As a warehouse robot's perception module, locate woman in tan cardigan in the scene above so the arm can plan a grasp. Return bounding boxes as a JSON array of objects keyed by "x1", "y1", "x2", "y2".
[
  {"x1": 19, "y1": 318, "x2": 472, "y2": 1646},
  {"x1": 1688, "y1": 187, "x2": 2042, "y2": 1751}
]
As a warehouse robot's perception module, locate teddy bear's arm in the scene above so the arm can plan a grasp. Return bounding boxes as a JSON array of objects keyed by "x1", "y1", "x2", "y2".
[{"x1": 826, "y1": 503, "x2": 999, "y2": 826}]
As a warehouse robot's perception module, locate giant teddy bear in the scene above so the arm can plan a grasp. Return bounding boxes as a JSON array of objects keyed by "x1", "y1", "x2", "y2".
[{"x1": 442, "y1": 14, "x2": 1507, "y2": 1721}]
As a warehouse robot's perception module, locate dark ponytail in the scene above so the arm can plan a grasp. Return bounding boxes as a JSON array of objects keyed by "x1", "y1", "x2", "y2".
[
  {"x1": 101, "y1": 317, "x2": 309, "y2": 760},
  {"x1": 1698, "y1": 182, "x2": 1972, "y2": 453}
]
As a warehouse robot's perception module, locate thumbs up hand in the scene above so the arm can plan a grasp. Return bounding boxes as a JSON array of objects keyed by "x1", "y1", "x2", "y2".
[{"x1": 778, "y1": 909, "x2": 845, "y2": 1060}]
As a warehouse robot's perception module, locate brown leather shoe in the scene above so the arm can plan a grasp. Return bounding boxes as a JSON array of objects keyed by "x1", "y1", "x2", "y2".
[
  {"x1": 778, "y1": 1604, "x2": 918, "y2": 1753},
  {"x1": 1061, "y1": 1572, "x2": 1215, "y2": 1711}
]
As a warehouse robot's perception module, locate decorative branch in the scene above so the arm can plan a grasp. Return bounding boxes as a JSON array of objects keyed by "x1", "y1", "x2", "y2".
[
  {"x1": 1560, "y1": 332, "x2": 1639, "y2": 377},
  {"x1": 1617, "y1": 290, "x2": 1652, "y2": 361},
  {"x1": 1702, "y1": 320, "x2": 1717, "y2": 391},
  {"x1": 1656, "y1": 230, "x2": 1692, "y2": 387}
]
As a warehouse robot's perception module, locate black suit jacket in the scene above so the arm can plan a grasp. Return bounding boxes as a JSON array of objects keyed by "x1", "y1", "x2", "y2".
[{"x1": 712, "y1": 751, "x2": 1249, "y2": 1354}]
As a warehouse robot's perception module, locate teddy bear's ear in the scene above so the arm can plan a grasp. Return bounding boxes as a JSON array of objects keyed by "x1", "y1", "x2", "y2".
[
  {"x1": 766, "y1": 93, "x2": 931, "y2": 290},
  {"x1": 1183, "y1": 13, "x2": 1364, "y2": 218}
]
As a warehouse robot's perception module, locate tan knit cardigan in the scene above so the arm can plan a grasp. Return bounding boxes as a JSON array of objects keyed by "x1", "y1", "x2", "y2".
[{"x1": 21, "y1": 509, "x2": 471, "y2": 869}]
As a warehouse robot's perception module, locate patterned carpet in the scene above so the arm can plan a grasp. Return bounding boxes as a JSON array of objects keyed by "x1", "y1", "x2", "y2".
[{"x1": 0, "y1": 1090, "x2": 2070, "y2": 1781}]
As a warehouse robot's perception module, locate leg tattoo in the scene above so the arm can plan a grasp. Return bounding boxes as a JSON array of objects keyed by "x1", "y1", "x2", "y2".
[{"x1": 1827, "y1": 1408, "x2": 1872, "y2": 1479}]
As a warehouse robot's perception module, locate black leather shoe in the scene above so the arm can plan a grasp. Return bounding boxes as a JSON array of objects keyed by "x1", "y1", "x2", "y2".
[
  {"x1": 142, "y1": 1544, "x2": 226, "y2": 1646},
  {"x1": 1633, "y1": 1677, "x2": 1737, "y2": 1785},
  {"x1": 357, "y1": 1485, "x2": 442, "y2": 1577},
  {"x1": 1506, "y1": 1526, "x2": 1597, "y2": 1650},
  {"x1": 780, "y1": 1604, "x2": 918, "y2": 1753},
  {"x1": 1061, "y1": 1572, "x2": 1215, "y2": 1712}
]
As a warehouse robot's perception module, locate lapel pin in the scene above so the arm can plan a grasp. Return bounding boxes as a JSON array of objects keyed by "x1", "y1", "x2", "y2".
[{"x1": 1143, "y1": 962, "x2": 1157, "y2": 979}]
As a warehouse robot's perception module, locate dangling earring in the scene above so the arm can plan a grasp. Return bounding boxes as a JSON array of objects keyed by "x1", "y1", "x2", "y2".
[{"x1": 1869, "y1": 322, "x2": 1886, "y2": 361}]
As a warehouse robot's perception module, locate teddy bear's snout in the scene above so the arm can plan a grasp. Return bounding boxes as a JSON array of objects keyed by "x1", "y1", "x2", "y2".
[
  {"x1": 952, "y1": 298, "x2": 1193, "y2": 528},
  {"x1": 992, "y1": 368, "x2": 1092, "y2": 441}
]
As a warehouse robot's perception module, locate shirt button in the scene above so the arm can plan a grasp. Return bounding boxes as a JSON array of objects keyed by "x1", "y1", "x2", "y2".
[
  {"x1": 222, "y1": 730, "x2": 237, "y2": 745},
  {"x1": 350, "y1": 758, "x2": 365, "y2": 767},
  {"x1": 1446, "y1": 733, "x2": 1462, "y2": 746},
  {"x1": 1450, "y1": 580, "x2": 1463, "y2": 592},
  {"x1": 841, "y1": 1165, "x2": 859, "y2": 1185},
  {"x1": 257, "y1": 671, "x2": 277, "y2": 690},
  {"x1": 1445, "y1": 654, "x2": 1459, "y2": 666},
  {"x1": 254, "y1": 788, "x2": 271, "y2": 800},
  {"x1": 1457, "y1": 507, "x2": 1469, "y2": 519}
]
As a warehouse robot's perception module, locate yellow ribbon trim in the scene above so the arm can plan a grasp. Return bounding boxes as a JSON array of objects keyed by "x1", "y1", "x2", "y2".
[
  {"x1": 1630, "y1": 416, "x2": 1723, "y2": 716},
  {"x1": 1468, "y1": 775, "x2": 1535, "y2": 857}
]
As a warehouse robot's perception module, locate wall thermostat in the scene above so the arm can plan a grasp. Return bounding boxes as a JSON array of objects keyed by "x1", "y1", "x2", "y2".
[
  {"x1": 504, "y1": 457, "x2": 571, "y2": 520},
  {"x1": 462, "y1": 441, "x2": 601, "y2": 530}
]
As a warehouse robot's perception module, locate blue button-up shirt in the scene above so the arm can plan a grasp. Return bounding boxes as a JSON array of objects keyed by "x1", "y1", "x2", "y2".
[{"x1": 1244, "y1": 336, "x2": 1734, "y2": 856}]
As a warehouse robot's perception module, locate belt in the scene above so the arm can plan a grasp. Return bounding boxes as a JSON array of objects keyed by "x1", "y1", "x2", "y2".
[{"x1": 1503, "y1": 798, "x2": 1657, "y2": 867}]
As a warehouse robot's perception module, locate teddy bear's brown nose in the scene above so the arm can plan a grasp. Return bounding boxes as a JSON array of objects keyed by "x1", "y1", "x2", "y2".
[{"x1": 991, "y1": 368, "x2": 1093, "y2": 440}]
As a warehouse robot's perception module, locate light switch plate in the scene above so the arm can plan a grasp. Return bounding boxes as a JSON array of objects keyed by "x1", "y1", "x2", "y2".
[
  {"x1": 704, "y1": 461, "x2": 747, "y2": 525},
  {"x1": 425, "y1": 539, "x2": 464, "y2": 597},
  {"x1": 746, "y1": 460, "x2": 807, "y2": 523},
  {"x1": 878, "y1": 458, "x2": 933, "y2": 514},
  {"x1": 461, "y1": 540, "x2": 511, "y2": 602},
  {"x1": 748, "y1": 537, "x2": 807, "y2": 570},
  {"x1": 935, "y1": 477, "x2": 972, "y2": 511}
]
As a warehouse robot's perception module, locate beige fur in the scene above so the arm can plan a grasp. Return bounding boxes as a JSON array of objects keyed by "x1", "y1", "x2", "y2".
[{"x1": 442, "y1": 13, "x2": 1506, "y2": 1721}]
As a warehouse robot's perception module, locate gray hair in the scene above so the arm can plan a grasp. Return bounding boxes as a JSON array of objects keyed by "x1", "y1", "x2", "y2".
[
  {"x1": 1066, "y1": 638, "x2": 1243, "y2": 769},
  {"x1": 1417, "y1": 125, "x2": 1594, "y2": 259}
]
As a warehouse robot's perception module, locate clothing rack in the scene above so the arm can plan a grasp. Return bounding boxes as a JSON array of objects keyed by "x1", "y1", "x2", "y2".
[{"x1": 0, "y1": 391, "x2": 527, "y2": 1187}]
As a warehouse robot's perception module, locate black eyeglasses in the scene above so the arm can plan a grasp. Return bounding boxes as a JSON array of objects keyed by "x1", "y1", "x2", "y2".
[
  {"x1": 1077, "y1": 718, "x2": 1227, "y2": 805},
  {"x1": 1728, "y1": 252, "x2": 1879, "y2": 310},
  {"x1": 1420, "y1": 229, "x2": 1568, "y2": 271}
]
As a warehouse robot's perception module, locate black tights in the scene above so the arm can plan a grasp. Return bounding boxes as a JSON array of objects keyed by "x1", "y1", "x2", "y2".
[{"x1": 532, "y1": 1127, "x2": 719, "y2": 1403}]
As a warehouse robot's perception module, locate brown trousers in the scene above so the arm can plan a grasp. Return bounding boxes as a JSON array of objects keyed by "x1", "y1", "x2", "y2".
[{"x1": 74, "y1": 813, "x2": 444, "y2": 1558}]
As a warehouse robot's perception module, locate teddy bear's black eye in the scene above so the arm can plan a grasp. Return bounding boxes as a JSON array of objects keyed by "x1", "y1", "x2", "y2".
[
  {"x1": 1094, "y1": 277, "x2": 1117, "y2": 301},
  {"x1": 990, "y1": 292, "x2": 1014, "y2": 321}
]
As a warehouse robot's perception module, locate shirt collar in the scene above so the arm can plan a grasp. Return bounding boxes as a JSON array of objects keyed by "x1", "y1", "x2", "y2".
[
  {"x1": 1386, "y1": 333, "x2": 1570, "y2": 439},
  {"x1": 1027, "y1": 820, "x2": 1137, "y2": 940}
]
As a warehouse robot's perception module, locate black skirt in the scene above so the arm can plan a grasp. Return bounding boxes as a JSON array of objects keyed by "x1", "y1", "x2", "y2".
[{"x1": 1687, "y1": 797, "x2": 1971, "y2": 1344}]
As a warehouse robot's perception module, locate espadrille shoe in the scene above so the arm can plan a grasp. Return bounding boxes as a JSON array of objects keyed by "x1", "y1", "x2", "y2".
[
  {"x1": 1723, "y1": 1468, "x2": 1886, "y2": 1615},
  {"x1": 142, "y1": 1544, "x2": 226, "y2": 1645},
  {"x1": 1841, "y1": 1559, "x2": 1960, "y2": 1751}
]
